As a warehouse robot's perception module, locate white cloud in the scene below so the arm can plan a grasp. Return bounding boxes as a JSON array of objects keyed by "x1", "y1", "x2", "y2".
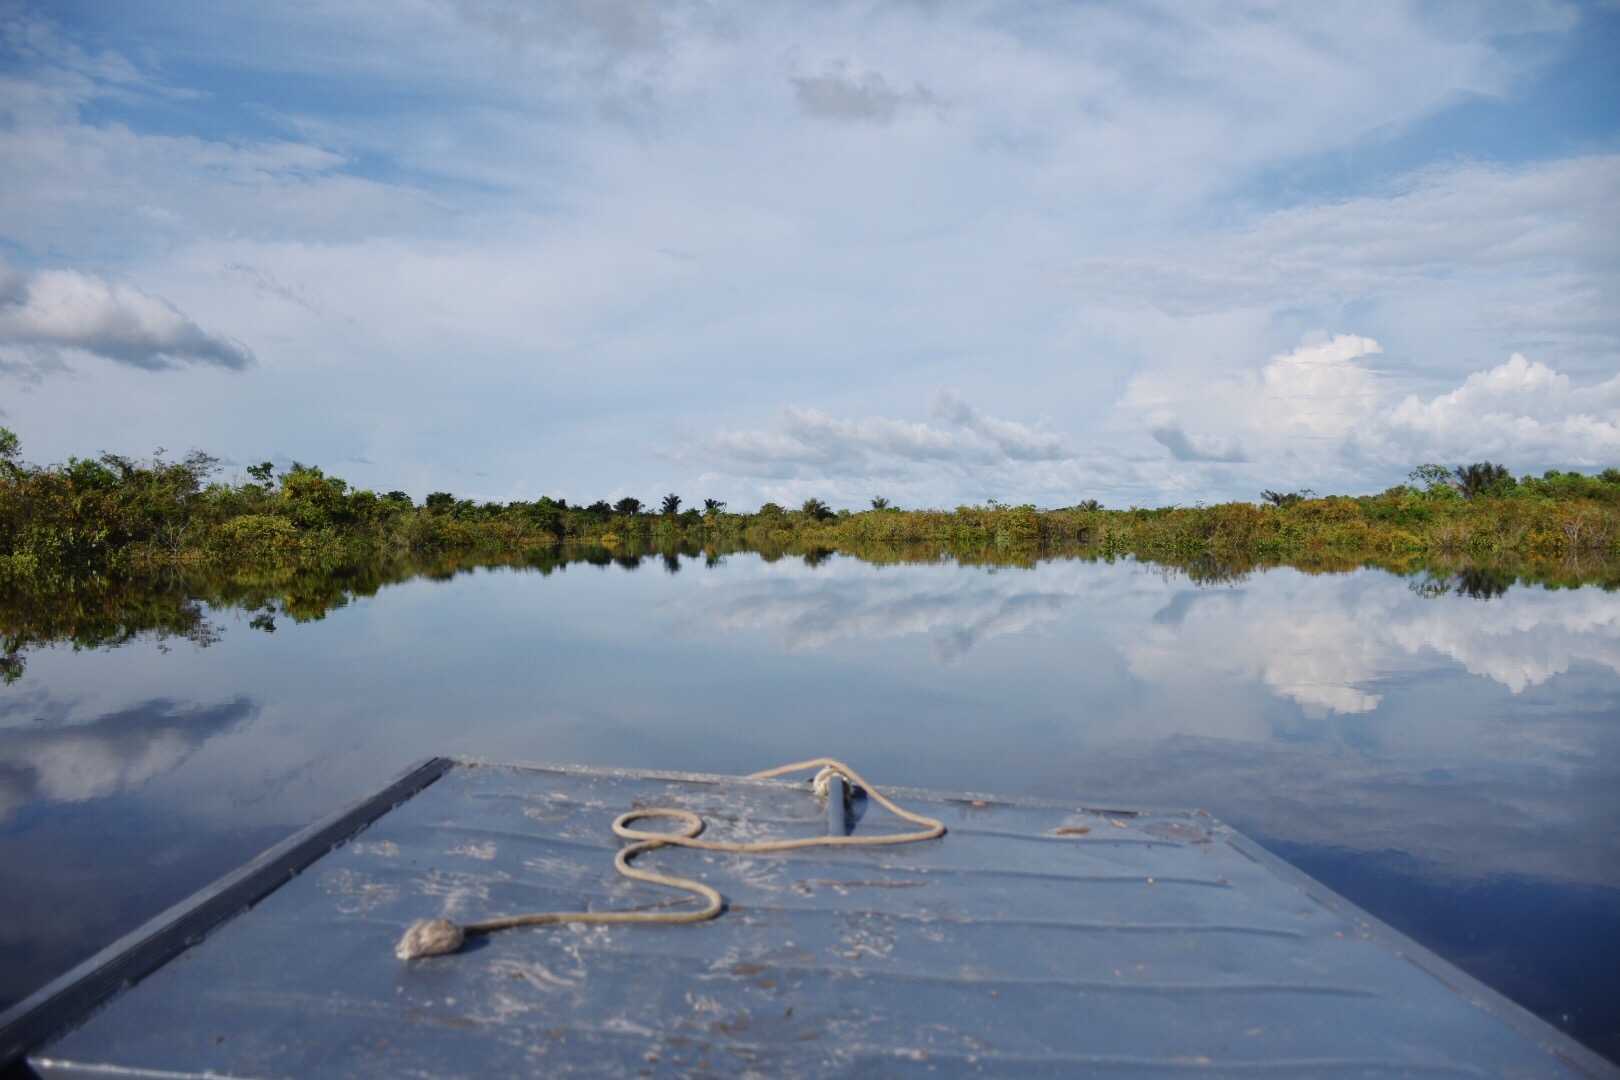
[
  {"x1": 0, "y1": 2, "x2": 1610, "y2": 506},
  {"x1": 1146, "y1": 414, "x2": 1248, "y2": 463},
  {"x1": 1255, "y1": 334, "x2": 1386, "y2": 439},
  {"x1": 1068, "y1": 157, "x2": 1618, "y2": 328},
  {"x1": 672, "y1": 391, "x2": 1073, "y2": 504},
  {"x1": 0, "y1": 261, "x2": 253, "y2": 372},
  {"x1": 1375, "y1": 353, "x2": 1620, "y2": 466},
  {"x1": 926, "y1": 389, "x2": 1065, "y2": 459},
  {"x1": 1121, "y1": 330, "x2": 1620, "y2": 491},
  {"x1": 791, "y1": 63, "x2": 939, "y2": 124}
]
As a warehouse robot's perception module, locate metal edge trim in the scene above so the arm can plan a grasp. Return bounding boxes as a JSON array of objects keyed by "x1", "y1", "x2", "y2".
[
  {"x1": 1219, "y1": 835, "x2": 1620, "y2": 1078},
  {"x1": 0, "y1": 756, "x2": 457, "y2": 1068}
]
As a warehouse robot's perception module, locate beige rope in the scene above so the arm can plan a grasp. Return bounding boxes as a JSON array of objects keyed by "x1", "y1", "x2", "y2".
[{"x1": 396, "y1": 758, "x2": 945, "y2": 959}]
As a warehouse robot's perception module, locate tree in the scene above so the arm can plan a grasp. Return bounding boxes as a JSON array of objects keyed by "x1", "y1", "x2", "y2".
[
  {"x1": 0, "y1": 426, "x2": 21, "y2": 470},
  {"x1": 703, "y1": 498, "x2": 726, "y2": 514},
  {"x1": 1408, "y1": 463, "x2": 1454, "y2": 494},
  {"x1": 801, "y1": 497, "x2": 833, "y2": 521},
  {"x1": 660, "y1": 493, "x2": 682, "y2": 515},
  {"x1": 1454, "y1": 462, "x2": 1511, "y2": 499},
  {"x1": 870, "y1": 496, "x2": 890, "y2": 510},
  {"x1": 1261, "y1": 488, "x2": 1313, "y2": 507},
  {"x1": 246, "y1": 461, "x2": 275, "y2": 485},
  {"x1": 613, "y1": 496, "x2": 643, "y2": 515},
  {"x1": 424, "y1": 492, "x2": 455, "y2": 515},
  {"x1": 1075, "y1": 498, "x2": 1102, "y2": 511}
]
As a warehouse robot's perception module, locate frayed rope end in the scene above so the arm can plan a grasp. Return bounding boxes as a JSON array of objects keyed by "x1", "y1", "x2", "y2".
[{"x1": 397, "y1": 917, "x2": 466, "y2": 960}]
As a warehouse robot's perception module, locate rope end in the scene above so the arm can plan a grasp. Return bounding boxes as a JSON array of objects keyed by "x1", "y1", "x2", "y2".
[{"x1": 397, "y1": 917, "x2": 466, "y2": 960}]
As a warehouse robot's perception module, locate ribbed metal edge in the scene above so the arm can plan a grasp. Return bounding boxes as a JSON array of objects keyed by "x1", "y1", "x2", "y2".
[
  {"x1": 1219, "y1": 833, "x2": 1620, "y2": 1079},
  {"x1": 0, "y1": 756, "x2": 456, "y2": 1070}
]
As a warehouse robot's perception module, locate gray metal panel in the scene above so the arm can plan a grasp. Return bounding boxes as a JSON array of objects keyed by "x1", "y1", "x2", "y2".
[
  {"x1": 28, "y1": 761, "x2": 1620, "y2": 1078},
  {"x1": 0, "y1": 756, "x2": 456, "y2": 1069}
]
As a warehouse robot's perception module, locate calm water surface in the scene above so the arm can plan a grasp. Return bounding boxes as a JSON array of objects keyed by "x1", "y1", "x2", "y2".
[{"x1": 2, "y1": 553, "x2": 1617, "y2": 1060}]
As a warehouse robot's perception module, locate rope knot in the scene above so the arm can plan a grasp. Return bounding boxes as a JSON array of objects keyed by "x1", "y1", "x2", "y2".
[
  {"x1": 396, "y1": 917, "x2": 466, "y2": 959},
  {"x1": 811, "y1": 764, "x2": 854, "y2": 800}
]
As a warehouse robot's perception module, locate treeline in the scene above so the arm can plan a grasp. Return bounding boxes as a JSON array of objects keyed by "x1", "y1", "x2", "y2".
[{"x1": 1, "y1": 429, "x2": 1617, "y2": 587}]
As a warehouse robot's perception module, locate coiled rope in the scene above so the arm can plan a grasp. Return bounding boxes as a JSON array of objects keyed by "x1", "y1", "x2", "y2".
[{"x1": 396, "y1": 757, "x2": 946, "y2": 959}]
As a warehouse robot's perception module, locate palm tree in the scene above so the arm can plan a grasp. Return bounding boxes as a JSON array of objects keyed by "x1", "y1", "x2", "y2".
[
  {"x1": 1075, "y1": 498, "x2": 1102, "y2": 511},
  {"x1": 870, "y1": 496, "x2": 891, "y2": 510},
  {"x1": 1454, "y1": 462, "x2": 1510, "y2": 499},
  {"x1": 703, "y1": 498, "x2": 726, "y2": 514},
  {"x1": 660, "y1": 493, "x2": 682, "y2": 515},
  {"x1": 1261, "y1": 488, "x2": 1314, "y2": 507},
  {"x1": 801, "y1": 497, "x2": 833, "y2": 521},
  {"x1": 613, "y1": 496, "x2": 643, "y2": 515}
]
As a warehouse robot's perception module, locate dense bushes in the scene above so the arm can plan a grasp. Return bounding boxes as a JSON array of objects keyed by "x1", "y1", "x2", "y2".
[{"x1": 1, "y1": 427, "x2": 1617, "y2": 586}]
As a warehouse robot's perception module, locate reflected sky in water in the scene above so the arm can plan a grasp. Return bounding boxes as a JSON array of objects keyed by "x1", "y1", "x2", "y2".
[{"x1": 2, "y1": 554, "x2": 1617, "y2": 1057}]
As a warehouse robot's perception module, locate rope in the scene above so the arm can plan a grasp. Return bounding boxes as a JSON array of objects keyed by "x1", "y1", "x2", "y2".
[{"x1": 396, "y1": 758, "x2": 945, "y2": 959}]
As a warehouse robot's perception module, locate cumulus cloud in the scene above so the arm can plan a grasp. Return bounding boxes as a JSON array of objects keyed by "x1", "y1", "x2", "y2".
[
  {"x1": 1374, "y1": 353, "x2": 1620, "y2": 466},
  {"x1": 927, "y1": 389, "x2": 1065, "y2": 459},
  {"x1": 1123, "y1": 331, "x2": 1620, "y2": 486},
  {"x1": 1255, "y1": 334, "x2": 1385, "y2": 438},
  {"x1": 0, "y1": 261, "x2": 253, "y2": 372},
  {"x1": 677, "y1": 391, "x2": 1070, "y2": 498},
  {"x1": 791, "y1": 64, "x2": 939, "y2": 124},
  {"x1": 1124, "y1": 332, "x2": 1384, "y2": 469},
  {"x1": 1147, "y1": 414, "x2": 1248, "y2": 463}
]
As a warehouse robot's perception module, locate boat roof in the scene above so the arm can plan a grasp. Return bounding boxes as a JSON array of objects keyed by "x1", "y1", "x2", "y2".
[{"x1": 3, "y1": 757, "x2": 1614, "y2": 1078}]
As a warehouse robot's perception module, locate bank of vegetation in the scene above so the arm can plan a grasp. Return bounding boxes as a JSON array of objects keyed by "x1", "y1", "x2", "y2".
[{"x1": 1, "y1": 428, "x2": 1617, "y2": 591}]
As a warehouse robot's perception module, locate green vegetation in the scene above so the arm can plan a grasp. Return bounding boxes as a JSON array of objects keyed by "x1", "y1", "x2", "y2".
[
  {"x1": 1, "y1": 428, "x2": 1617, "y2": 592},
  {"x1": 3, "y1": 427, "x2": 1618, "y2": 683}
]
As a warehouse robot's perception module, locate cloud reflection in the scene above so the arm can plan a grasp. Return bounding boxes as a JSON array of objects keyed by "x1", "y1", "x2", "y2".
[
  {"x1": 673, "y1": 559, "x2": 1620, "y2": 887},
  {"x1": 677, "y1": 561, "x2": 1087, "y2": 664},
  {"x1": 1125, "y1": 576, "x2": 1620, "y2": 714},
  {"x1": 679, "y1": 560, "x2": 1620, "y2": 703},
  {"x1": 0, "y1": 697, "x2": 258, "y2": 822}
]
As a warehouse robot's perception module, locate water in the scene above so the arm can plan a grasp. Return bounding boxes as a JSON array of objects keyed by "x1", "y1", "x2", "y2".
[{"x1": 2, "y1": 551, "x2": 1617, "y2": 1061}]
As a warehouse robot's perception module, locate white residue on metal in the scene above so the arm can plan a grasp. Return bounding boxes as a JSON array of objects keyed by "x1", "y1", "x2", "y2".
[
  {"x1": 451, "y1": 839, "x2": 498, "y2": 860},
  {"x1": 322, "y1": 866, "x2": 399, "y2": 915}
]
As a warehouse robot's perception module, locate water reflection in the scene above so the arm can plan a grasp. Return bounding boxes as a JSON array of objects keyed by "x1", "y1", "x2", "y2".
[
  {"x1": 0, "y1": 696, "x2": 257, "y2": 822},
  {"x1": 674, "y1": 561, "x2": 1074, "y2": 664},
  {"x1": 672, "y1": 558, "x2": 1620, "y2": 890},
  {"x1": 1128, "y1": 576, "x2": 1620, "y2": 709}
]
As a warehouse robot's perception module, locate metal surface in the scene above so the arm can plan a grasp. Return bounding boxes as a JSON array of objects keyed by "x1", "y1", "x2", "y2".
[
  {"x1": 18, "y1": 759, "x2": 1619, "y2": 1078},
  {"x1": 0, "y1": 756, "x2": 455, "y2": 1070}
]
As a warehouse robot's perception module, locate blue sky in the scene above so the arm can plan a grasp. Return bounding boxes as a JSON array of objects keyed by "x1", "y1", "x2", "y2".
[{"x1": 1, "y1": 0, "x2": 1616, "y2": 508}]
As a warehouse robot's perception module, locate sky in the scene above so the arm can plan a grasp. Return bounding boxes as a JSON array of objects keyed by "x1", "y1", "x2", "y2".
[{"x1": 0, "y1": 0, "x2": 1617, "y2": 510}]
